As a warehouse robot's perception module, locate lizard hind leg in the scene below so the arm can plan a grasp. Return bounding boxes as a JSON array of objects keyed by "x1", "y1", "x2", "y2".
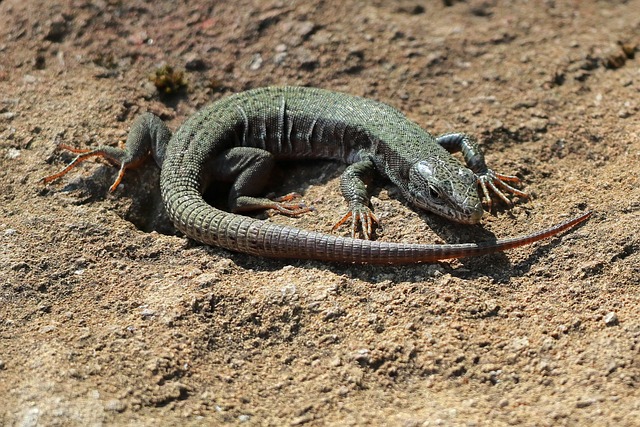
[
  {"x1": 42, "y1": 113, "x2": 170, "y2": 192},
  {"x1": 233, "y1": 194, "x2": 314, "y2": 217},
  {"x1": 212, "y1": 147, "x2": 314, "y2": 217}
]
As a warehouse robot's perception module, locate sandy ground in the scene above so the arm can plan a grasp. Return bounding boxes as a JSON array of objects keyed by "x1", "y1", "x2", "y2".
[{"x1": 1, "y1": 0, "x2": 639, "y2": 425}]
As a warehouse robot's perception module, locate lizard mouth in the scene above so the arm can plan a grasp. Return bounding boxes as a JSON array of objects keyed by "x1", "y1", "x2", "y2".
[
  {"x1": 415, "y1": 199, "x2": 483, "y2": 224},
  {"x1": 453, "y1": 206, "x2": 484, "y2": 224},
  {"x1": 413, "y1": 193, "x2": 483, "y2": 224}
]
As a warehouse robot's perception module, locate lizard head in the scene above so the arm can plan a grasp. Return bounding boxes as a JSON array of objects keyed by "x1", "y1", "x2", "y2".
[{"x1": 407, "y1": 159, "x2": 483, "y2": 224}]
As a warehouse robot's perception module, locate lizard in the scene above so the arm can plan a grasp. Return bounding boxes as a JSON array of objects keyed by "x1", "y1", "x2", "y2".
[{"x1": 43, "y1": 86, "x2": 591, "y2": 264}]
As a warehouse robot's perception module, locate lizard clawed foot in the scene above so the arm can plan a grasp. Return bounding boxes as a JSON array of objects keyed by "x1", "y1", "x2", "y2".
[
  {"x1": 477, "y1": 169, "x2": 529, "y2": 210},
  {"x1": 269, "y1": 192, "x2": 315, "y2": 216},
  {"x1": 42, "y1": 145, "x2": 104, "y2": 184},
  {"x1": 42, "y1": 143, "x2": 140, "y2": 192},
  {"x1": 332, "y1": 205, "x2": 379, "y2": 240},
  {"x1": 233, "y1": 193, "x2": 315, "y2": 217}
]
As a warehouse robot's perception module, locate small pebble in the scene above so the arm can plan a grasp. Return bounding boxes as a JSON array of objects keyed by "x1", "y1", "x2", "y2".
[
  {"x1": 297, "y1": 21, "x2": 316, "y2": 38},
  {"x1": 184, "y1": 53, "x2": 206, "y2": 70},
  {"x1": 603, "y1": 312, "x2": 619, "y2": 326},
  {"x1": 617, "y1": 109, "x2": 632, "y2": 118},
  {"x1": 5, "y1": 148, "x2": 20, "y2": 160},
  {"x1": 104, "y1": 399, "x2": 126, "y2": 412},
  {"x1": 353, "y1": 349, "x2": 370, "y2": 364},
  {"x1": 44, "y1": 15, "x2": 68, "y2": 42},
  {"x1": 295, "y1": 48, "x2": 319, "y2": 70},
  {"x1": 273, "y1": 52, "x2": 287, "y2": 65},
  {"x1": 248, "y1": 53, "x2": 263, "y2": 70},
  {"x1": 140, "y1": 308, "x2": 156, "y2": 319},
  {"x1": 576, "y1": 398, "x2": 596, "y2": 408}
]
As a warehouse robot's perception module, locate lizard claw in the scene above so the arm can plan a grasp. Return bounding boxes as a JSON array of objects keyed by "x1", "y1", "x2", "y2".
[
  {"x1": 232, "y1": 193, "x2": 315, "y2": 217},
  {"x1": 268, "y1": 193, "x2": 315, "y2": 217},
  {"x1": 272, "y1": 202, "x2": 314, "y2": 217},
  {"x1": 477, "y1": 169, "x2": 529, "y2": 210},
  {"x1": 332, "y1": 205, "x2": 379, "y2": 240},
  {"x1": 271, "y1": 192, "x2": 303, "y2": 203}
]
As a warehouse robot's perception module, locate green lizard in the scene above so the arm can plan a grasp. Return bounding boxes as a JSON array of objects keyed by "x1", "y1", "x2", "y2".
[{"x1": 44, "y1": 86, "x2": 590, "y2": 264}]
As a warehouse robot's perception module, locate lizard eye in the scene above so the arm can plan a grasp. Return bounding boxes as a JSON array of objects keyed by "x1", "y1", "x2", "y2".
[{"x1": 428, "y1": 185, "x2": 440, "y2": 199}]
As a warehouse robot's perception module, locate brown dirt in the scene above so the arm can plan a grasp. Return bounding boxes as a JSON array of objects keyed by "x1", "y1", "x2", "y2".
[{"x1": 1, "y1": 0, "x2": 639, "y2": 425}]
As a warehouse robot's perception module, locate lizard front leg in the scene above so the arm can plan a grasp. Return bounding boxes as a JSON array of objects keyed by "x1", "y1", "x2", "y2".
[
  {"x1": 209, "y1": 147, "x2": 312, "y2": 216},
  {"x1": 436, "y1": 132, "x2": 529, "y2": 210},
  {"x1": 332, "y1": 158, "x2": 379, "y2": 240}
]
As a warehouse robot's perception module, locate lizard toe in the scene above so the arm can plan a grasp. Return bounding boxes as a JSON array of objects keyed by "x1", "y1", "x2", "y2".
[
  {"x1": 332, "y1": 206, "x2": 379, "y2": 240},
  {"x1": 477, "y1": 168, "x2": 528, "y2": 209}
]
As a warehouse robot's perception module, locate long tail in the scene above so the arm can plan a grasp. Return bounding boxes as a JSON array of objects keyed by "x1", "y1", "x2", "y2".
[{"x1": 163, "y1": 183, "x2": 591, "y2": 265}]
